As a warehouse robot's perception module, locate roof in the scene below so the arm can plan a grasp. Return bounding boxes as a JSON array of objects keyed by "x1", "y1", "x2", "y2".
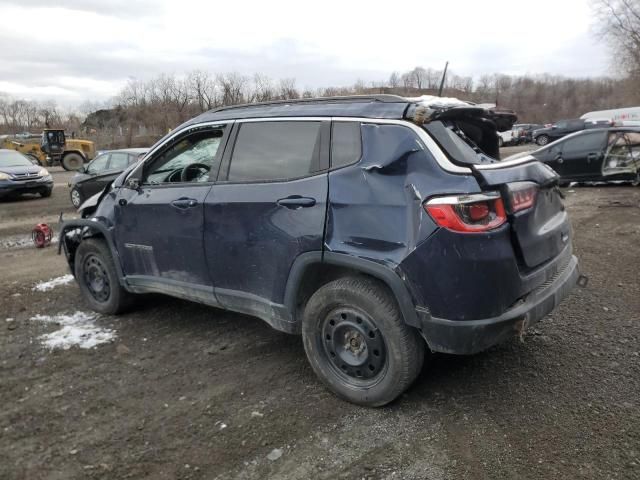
[
  {"x1": 99, "y1": 148, "x2": 148, "y2": 155},
  {"x1": 184, "y1": 95, "x2": 411, "y2": 126}
]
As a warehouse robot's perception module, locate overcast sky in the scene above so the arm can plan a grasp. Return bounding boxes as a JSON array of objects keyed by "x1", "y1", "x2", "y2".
[{"x1": 0, "y1": 0, "x2": 610, "y2": 105}]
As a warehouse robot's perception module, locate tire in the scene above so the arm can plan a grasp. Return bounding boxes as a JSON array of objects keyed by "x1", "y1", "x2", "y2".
[
  {"x1": 61, "y1": 152, "x2": 84, "y2": 171},
  {"x1": 74, "y1": 238, "x2": 134, "y2": 315},
  {"x1": 301, "y1": 276, "x2": 425, "y2": 407},
  {"x1": 70, "y1": 187, "x2": 83, "y2": 208},
  {"x1": 40, "y1": 188, "x2": 52, "y2": 198},
  {"x1": 536, "y1": 135, "x2": 549, "y2": 146}
]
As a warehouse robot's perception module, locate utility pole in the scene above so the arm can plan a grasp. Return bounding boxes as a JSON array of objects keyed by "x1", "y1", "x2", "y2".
[{"x1": 438, "y1": 61, "x2": 449, "y2": 97}]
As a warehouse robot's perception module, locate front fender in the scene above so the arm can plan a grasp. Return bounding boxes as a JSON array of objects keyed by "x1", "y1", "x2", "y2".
[{"x1": 58, "y1": 219, "x2": 127, "y2": 286}]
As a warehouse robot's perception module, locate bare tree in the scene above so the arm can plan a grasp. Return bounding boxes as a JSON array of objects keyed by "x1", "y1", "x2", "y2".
[{"x1": 593, "y1": 0, "x2": 640, "y2": 77}]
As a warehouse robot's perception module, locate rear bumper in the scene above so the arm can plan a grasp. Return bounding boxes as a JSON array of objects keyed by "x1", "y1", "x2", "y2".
[{"x1": 419, "y1": 254, "x2": 579, "y2": 354}]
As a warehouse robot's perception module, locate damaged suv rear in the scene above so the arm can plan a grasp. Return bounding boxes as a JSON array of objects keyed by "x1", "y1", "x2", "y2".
[{"x1": 60, "y1": 95, "x2": 580, "y2": 406}]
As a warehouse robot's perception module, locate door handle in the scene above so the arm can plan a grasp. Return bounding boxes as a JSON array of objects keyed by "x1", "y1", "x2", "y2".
[
  {"x1": 171, "y1": 197, "x2": 198, "y2": 209},
  {"x1": 587, "y1": 153, "x2": 598, "y2": 162},
  {"x1": 276, "y1": 196, "x2": 316, "y2": 209}
]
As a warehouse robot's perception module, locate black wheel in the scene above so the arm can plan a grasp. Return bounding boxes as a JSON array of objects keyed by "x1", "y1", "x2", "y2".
[
  {"x1": 302, "y1": 276, "x2": 425, "y2": 407},
  {"x1": 536, "y1": 135, "x2": 549, "y2": 146},
  {"x1": 74, "y1": 238, "x2": 133, "y2": 314},
  {"x1": 70, "y1": 187, "x2": 83, "y2": 208},
  {"x1": 61, "y1": 152, "x2": 84, "y2": 171},
  {"x1": 40, "y1": 188, "x2": 52, "y2": 198}
]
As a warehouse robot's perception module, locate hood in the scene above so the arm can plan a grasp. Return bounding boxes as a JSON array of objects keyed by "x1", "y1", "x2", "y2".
[{"x1": 0, "y1": 164, "x2": 42, "y2": 176}]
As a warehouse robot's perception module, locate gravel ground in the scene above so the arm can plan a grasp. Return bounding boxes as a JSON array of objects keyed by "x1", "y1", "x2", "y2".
[{"x1": 0, "y1": 170, "x2": 639, "y2": 479}]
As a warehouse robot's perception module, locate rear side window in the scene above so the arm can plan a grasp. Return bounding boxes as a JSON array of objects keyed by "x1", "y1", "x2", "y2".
[
  {"x1": 331, "y1": 122, "x2": 362, "y2": 168},
  {"x1": 228, "y1": 121, "x2": 321, "y2": 182}
]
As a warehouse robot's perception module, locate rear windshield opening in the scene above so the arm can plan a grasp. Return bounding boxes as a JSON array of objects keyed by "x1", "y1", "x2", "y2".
[{"x1": 423, "y1": 120, "x2": 500, "y2": 166}]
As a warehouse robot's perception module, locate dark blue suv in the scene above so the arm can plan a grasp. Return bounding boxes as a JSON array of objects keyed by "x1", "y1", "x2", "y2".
[{"x1": 60, "y1": 95, "x2": 579, "y2": 406}]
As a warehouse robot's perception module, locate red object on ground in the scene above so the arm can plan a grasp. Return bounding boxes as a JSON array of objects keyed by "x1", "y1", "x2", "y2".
[{"x1": 32, "y1": 223, "x2": 53, "y2": 248}]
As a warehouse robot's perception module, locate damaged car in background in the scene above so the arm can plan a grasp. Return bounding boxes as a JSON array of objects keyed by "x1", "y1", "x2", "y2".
[
  {"x1": 59, "y1": 95, "x2": 579, "y2": 406},
  {"x1": 504, "y1": 127, "x2": 640, "y2": 186}
]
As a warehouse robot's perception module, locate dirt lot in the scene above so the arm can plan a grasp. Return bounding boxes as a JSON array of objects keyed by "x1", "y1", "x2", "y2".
[{"x1": 1, "y1": 166, "x2": 639, "y2": 479}]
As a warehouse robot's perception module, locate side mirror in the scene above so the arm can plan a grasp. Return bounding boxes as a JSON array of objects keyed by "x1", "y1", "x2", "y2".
[{"x1": 125, "y1": 177, "x2": 141, "y2": 190}]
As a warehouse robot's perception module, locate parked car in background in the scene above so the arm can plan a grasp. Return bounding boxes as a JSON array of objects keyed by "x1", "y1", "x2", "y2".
[
  {"x1": 60, "y1": 95, "x2": 578, "y2": 406},
  {"x1": 498, "y1": 129, "x2": 516, "y2": 147},
  {"x1": 532, "y1": 119, "x2": 585, "y2": 146},
  {"x1": 581, "y1": 106, "x2": 640, "y2": 125},
  {"x1": 0, "y1": 149, "x2": 53, "y2": 199},
  {"x1": 584, "y1": 118, "x2": 613, "y2": 129},
  {"x1": 513, "y1": 123, "x2": 544, "y2": 143},
  {"x1": 68, "y1": 148, "x2": 147, "y2": 208},
  {"x1": 508, "y1": 128, "x2": 640, "y2": 186}
]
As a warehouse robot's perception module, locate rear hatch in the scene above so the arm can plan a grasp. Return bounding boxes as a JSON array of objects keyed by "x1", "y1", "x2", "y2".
[
  {"x1": 412, "y1": 102, "x2": 570, "y2": 270},
  {"x1": 474, "y1": 159, "x2": 571, "y2": 269}
]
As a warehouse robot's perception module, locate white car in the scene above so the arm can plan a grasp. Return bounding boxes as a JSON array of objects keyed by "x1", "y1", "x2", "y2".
[{"x1": 498, "y1": 130, "x2": 515, "y2": 147}]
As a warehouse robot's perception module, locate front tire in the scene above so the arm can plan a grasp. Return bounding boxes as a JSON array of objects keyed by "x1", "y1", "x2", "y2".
[
  {"x1": 536, "y1": 135, "x2": 549, "y2": 146},
  {"x1": 74, "y1": 238, "x2": 133, "y2": 314},
  {"x1": 61, "y1": 152, "x2": 84, "y2": 171},
  {"x1": 302, "y1": 276, "x2": 425, "y2": 407},
  {"x1": 70, "y1": 187, "x2": 83, "y2": 208}
]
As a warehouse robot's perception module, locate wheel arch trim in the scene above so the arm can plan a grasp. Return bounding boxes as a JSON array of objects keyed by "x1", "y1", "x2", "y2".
[
  {"x1": 58, "y1": 219, "x2": 127, "y2": 287},
  {"x1": 285, "y1": 251, "x2": 423, "y2": 329}
]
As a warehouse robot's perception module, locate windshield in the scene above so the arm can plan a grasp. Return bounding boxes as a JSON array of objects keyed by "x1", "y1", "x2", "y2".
[{"x1": 0, "y1": 151, "x2": 33, "y2": 167}]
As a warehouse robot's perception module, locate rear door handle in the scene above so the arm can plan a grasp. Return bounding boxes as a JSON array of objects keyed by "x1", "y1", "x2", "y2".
[
  {"x1": 276, "y1": 196, "x2": 316, "y2": 209},
  {"x1": 587, "y1": 153, "x2": 598, "y2": 162},
  {"x1": 171, "y1": 197, "x2": 198, "y2": 209}
]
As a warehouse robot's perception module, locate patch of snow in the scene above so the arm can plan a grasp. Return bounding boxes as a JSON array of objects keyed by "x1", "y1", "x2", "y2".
[
  {"x1": 267, "y1": 448, "x2": 283, "y2": 461},
  {"x1": 30, "y1": 311, "x2": 115, "y2": 350},
  {"x1": 0, "y1": 234, "x2": 58, "y2": 251},
  {"x1": 33, "y1": 274, "x2": 74, "y2": 292},
  {"x1": 407, "y1": 94, "x2": 470, "y2": 108}
]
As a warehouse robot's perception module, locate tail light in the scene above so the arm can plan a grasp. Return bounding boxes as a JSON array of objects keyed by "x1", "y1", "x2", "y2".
[
  {"x1": 507, "y1": 182, "x2": 538, "y2": 213},
  {"x1": 424, "y1": 192, "x2": 506, "y2": 233}
]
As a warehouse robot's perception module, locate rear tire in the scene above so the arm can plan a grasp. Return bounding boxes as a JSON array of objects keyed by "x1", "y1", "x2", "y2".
[
  {"x1": 536, "y1": 135, "x2": 549, "y2": 146},
  {"x1": 61, "y1": 152, "x2": 84, "y2": 171},
  {"x1": 302, "y1": 276, "x2": 425, "y2": 407},
  {"x1": 74, "y1": 238, "x2": 134, "y2": 314}
]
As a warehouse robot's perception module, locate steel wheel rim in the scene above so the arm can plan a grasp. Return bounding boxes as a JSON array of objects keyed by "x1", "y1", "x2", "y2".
[
  {"x1": 321, "y1": 307, "x2": 387, "y2": 385},
  {"x1": 71, "y1": 189, "x2": 81, "y2": 207},
  {"x1": 83, "y1": 254, "x2": 111, "y2": 302}
]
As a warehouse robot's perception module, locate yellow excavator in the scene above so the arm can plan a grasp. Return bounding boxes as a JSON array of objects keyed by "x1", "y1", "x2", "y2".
[{"x1": 0, "y1": 129, "x2": 96, "y2": 170}]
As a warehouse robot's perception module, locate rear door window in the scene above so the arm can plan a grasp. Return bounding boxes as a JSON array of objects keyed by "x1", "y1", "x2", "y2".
[
  {"x1": 227, "y1": 121, "x2": 322, "y2": 182},
  {"x1": 331, "y1": 122, "x2": 362, "y2": 168}
]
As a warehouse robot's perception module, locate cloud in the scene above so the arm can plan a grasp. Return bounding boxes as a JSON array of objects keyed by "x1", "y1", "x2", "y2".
[{"x1": 0, "y1": 0, "x2": 611, "y2": 105}]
